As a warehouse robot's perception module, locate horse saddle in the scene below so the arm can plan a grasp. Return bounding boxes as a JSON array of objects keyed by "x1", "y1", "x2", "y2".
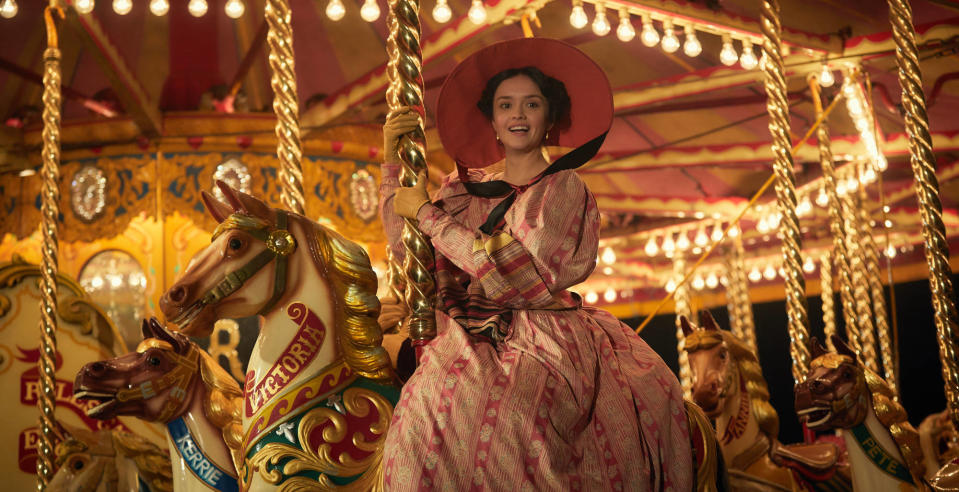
[{"x1": 771, "y1": 441, "x2": 839, "y2": 475}]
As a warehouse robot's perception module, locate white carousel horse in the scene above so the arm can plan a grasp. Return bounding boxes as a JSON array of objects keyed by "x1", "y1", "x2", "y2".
[
  {"x1": 158, "y1": 181, "x2": 400, "y2": 490},
  {"x1": 74, "y1": 318, "x2": 242, "y2": 491}
]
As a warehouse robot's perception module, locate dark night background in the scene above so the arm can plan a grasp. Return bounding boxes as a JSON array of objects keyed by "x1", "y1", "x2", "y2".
[{"x1": 626, "y1": 274, "x2": 958, "y2": 444}]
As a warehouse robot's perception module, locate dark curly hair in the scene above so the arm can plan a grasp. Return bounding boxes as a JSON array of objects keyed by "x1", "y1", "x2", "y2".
[{"x1": 476, "y1": 67, "x2": 571, "y2": 127}]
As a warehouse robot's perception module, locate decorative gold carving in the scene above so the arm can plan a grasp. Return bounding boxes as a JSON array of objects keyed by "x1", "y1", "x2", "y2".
[
  {"x1": 209, "y1": 319, "x2": 246, "y2": 382},
  {"x1": 244, "y1": 387, "x2": 391, "y2": 491},
  {"x1": 864, "y1": 367, "x2": 926, "y2": 484}
]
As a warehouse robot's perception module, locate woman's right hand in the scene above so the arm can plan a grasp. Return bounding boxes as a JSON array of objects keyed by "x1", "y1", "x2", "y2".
[{"x1": 383, "y1": 106, "x2": 422, "y2": 163}]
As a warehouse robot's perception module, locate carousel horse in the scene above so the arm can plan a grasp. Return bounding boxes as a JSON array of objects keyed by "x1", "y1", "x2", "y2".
[
  {"x1": 683, "y1": 313, "x2": 850, "y2": 491},
  {"x1": 158, "y1": 181, "x2": 400, "y2": 490},
  {"x1": 74, "y1": 318, "x2": 242, "y2": 492},
  {"x1": 795, "y1": 335, "x2": 928, "y2": 490},
  {"x1": 921, "y1": 410, "x2": 959, "y2": 475},
  {"x1": 49, "y1": 423, "x2": 172, "y2": 492}
]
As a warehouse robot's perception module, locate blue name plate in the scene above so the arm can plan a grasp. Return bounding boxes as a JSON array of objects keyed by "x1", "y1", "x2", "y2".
[{"x1": 168, "y1": 418, "x2": 239, "y2": 492}]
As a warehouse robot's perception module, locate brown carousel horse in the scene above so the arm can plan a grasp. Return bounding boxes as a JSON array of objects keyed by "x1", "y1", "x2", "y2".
[
  {"x1": 683, "y1": 312, "x2": 850, "y2": 491},
  {"x1": 158, "y1": 182, "x2": 400, "y2": 490},
  {"x1": 74, "y1": 318, "x2": 242, "y2": 492},
  {"x1": 795, "y1": 335, "x2": 927, "y2": 490}
]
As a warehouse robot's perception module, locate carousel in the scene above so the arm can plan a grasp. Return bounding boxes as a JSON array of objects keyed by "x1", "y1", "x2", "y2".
[{"x1": 1, "y1": 0, "x2": 958, "y2": 489}]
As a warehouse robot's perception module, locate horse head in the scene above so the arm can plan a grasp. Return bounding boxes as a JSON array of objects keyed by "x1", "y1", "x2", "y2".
[
  {"x1": 49, "y1": 424, "x2": 172, "y2": 492},
  {"x1": 74, "y1": 318, "x2": 202, "y2": 423},
  {"x1": 794, "y1": 336, "x2": 870, "y2": 431},
  {"x1": 683, "y1": 311, "x2": 736, "y2": 418}
]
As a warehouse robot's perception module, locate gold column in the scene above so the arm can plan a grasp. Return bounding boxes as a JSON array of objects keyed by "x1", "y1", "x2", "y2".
[
  {"x1": 724, "y1": 254, "x2": 744, "y2": 341},
  {"x1": 761, "y1": 0, "x2": 810, "y2": 384},
  {"x1": 673, "y1": 251, "x2": 695, "y2": 400},
  {"x1": 856, "y1": 181, "x2": 897, "y2": 393},
  {"x1": 886, "y1": 0, "x2": 959, "y2": 426},
  {"x1": 265, "y1": 0, "x2": 305, "y2": 214},
  {"x1": 819, "y1": 252, "x2": 837, "y2": 351},
  {"x1": 37, "y1": 6, "x2": 63, "y2": 490},
  {"x1": 808, "y1": 76, "x2": 860, "y2": 357},
  {"x1": 386, "y1": 0, "x2": 436, "y2": 348},
  {"x1": 727, "y1": 233, "x2": 758, "y2": 356},
  {"x1": 842, "y1": 185, "x2": 879, "y2": 374}
]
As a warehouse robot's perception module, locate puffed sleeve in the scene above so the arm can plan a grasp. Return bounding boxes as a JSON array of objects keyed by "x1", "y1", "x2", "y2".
[{"x1": 415, "y1": 169, "x2": 598, "y2": 307}]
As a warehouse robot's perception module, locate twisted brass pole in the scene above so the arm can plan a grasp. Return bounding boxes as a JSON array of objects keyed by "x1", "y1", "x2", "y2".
[
  {"x1": 729, "y1": 233, "x2": 758, "y2": 356},
  {"x1": 819, "y1": 252, "x2": 837, "y2": 352},
  {"x1": 808, "y1": 76, "x2": 860, "y2": 357},
  {"x1": 673, "y1": 251, "x2": 694, "y2": 400},
  {"x1": 856, "y1": 182, "x2": 897, "y2": 393},
  {"x1": 842, "y1": 186, "x2": 879, "y2": 373},
  {"x1": 886, "y1": 0, "x2": 959, "y2": 427},
  {"x1": 265, "y1": 0, "x2": 304, "y2": 214},
  {"x1": 724, "y1": 252, "x2": 745, "y2": 342},
  {"x1": 761, "y1": 0, "x2": 810, "y2": 384},
  {"x1": 37, "y1": 6, "x2": 63, "y2": 490},
  {"x1": 386, "y1": 0, "x2": 436, "y2": 351}
]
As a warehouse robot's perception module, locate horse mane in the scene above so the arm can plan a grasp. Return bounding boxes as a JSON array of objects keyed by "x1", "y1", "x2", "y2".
[
  {"x1": 111, "y1": 430, "x2": 174, "y2": 492},
  {"x1": 197, "y1": 348, "x2": 245, "y2": 474},
  {"x1": 862, "y1": 365, "x2": 926, "y2": 482},
  {"x1": 296, "y1": 214, "x2": 395, "y2": 383}
]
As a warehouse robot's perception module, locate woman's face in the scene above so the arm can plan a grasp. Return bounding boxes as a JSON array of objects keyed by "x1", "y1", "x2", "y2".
[{"x1": 490, "y1": 74, "x2": 550, "y2": 154}]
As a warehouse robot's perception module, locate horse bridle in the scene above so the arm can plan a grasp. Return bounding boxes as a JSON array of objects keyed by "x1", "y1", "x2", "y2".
[{"x1": 115, "y1": 344, "x2": 200, "y2": 423}]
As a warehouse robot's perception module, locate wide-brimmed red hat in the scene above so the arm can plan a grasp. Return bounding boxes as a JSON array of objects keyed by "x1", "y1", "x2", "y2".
[{"x1": 436, "y1": 38, "x2": 613, "y2": 169}]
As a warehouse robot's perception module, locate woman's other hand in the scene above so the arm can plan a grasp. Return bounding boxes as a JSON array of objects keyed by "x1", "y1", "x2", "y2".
[
  {"x1": 383, "y1": 106, "x2": 421, "y2": 163},
  {"x1": 394, "y1": 171, "x2": 430, "y2": 219}
]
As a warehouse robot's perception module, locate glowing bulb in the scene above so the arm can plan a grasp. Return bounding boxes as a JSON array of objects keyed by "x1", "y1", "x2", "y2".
[
  {"x1": 728, "y1": 225, "x2": 740, "y2": 237},
  {"x1": 692, "y1": 275, "x2": 705, "y2": 290},
  {"x1": 665, "y1": 278, "x2": 677, "y2": 293},
  {"x1": 601, "y1": 247, "x2": 616, "y2": 265},
  {"x1": 739, "y1": 40, "x2": 758, "y2": 69},
  {"x1": 432, "y1": 0, "x2": 452, "y2": 23},
  {"x1": 360, "y1": 0, "x2": 380, "y2": 21},
  {"x1": 676, "y1": 231, "x2": 691, "y2": 250},
  {"x1": 661, "y1": 20, "x2": 679, "y2": 53},
  {"x1": 706, "y1": 273, "x2": 719, "y2": 289},
  {"x1": 90, "y1": 276, "x2": 104, "y2": 289},
  {"x1": 876, "y1": 155, "x2": 888, "y2": 171},
  {"x1": 694, "y1": 227, "x2": 708, "y2": 247},
  {"x1": 591, "y1": 3, "x2": 610, "y2": 36},
  {"x1": 748, "y1": 267, "x2": 762, "y2": 283},
  {"x1": 0, "y1": 0, "x2": 17, "y2": 17},
  {"x1": 644, "y1": 236, "x2": 659, "y2": 256},
  {"x1": 585, "y1": 291, "x2": 599, "y2": 304},
  {"x1": 836, "y1": 179, "x2": 847, "y2": 195},
  {"x1": 616, "y1": 9, "x2": 634, "y2": 42},
  {"x1": 711, "y1": 223, "x2": 723, "y2": 242},
  {"x1": 604, "y1": 288, "x2": 617, "y2": 303},
  {"x1": 569, "y1": 1, "x2": 588, "y2": 29},
  {"x1": 188, "y1": 0, "x2": 208, "y2": 17},
  {"x1": 326, "y1": 0, "x2": 345, "y2": 20},
  {"x1": 885, "y1": 244, "x2": 897, "y2": 258},
  {"x1": 225, "y1": 0, "x2": 245, "y2": 18},
  {"x1": 816, "y1": 188, "x2": 829, "y2": 207},
  {"x1": 819, "y1": 64, "x2": 835, "y2": 87},
  {"x1": 113, "y1": 0, "x2": 132, "y2": 15},
  {"x1": 149, "y1": 0, "x2": 169, "y2": 15},
  {"x1": 861, "y1": 167, "x2": 877, "y2": 184},
  {"x1": 640, "y1": 16, "x2": 659, "y2": 47},
  {"x1": 683, "y1": 25, "x2": 701, "y2": 57},
  {"x1": 719, "y1": 36, "x2": 738, "y2": 66},
  {"x1": 602, "y1": 266, "x2": 614, "y2": 275},
  {"x1": 662, "y1": 234, "x2": 676, "y2": 252},
  {"x1": 468, "y1": 0, "x2": 486, "y2": 24},
  {"x1": 76, "y1": 0, "x2": 95, "y2": 14},
  {"x1": 763, "y1": 265, "x2": 777, "y2": 280},
  {"x1": 803, "y1": 257, "x2": 815, "y2": 273},
  {"x1": 778, "y1": 267, "x2": 786, "y2": 278}
]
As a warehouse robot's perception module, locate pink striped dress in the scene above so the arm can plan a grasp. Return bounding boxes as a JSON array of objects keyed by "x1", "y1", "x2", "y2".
[{"x1": 380, "y1": 163, "x2": 692, "y2": 491}]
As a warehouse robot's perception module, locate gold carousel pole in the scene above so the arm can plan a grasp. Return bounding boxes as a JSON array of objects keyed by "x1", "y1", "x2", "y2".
[
  {"x1": 819, "y1": 252, "x2": 837, "y2": 351},
  {"x1": 386, "y1": 0, "x2": 436, "y2": 352},
  {"x1": 37, "y1": 4, "x2": 64, "y2": 490},
  {"x1": 808, "y1": 76, "x2": 860, "y2": 356},
  {"x1": 265, "y1": 0, "x2": 305, "y2": 214},
  {"x1": 886, "y1": 0, "x2": 959, "y2": 427},
  {"x1": 761, "y1": 0, "x2": 810, "y2": 384},
  {"x1": 673, "y1": 250, "x2": 695, "y2": 400},
  {"x1": 842, "y1": 177, "x2": 880, "y2": 374},
  {"x1": 727, "y1": 233, "x2": 758, "y2": 356}
]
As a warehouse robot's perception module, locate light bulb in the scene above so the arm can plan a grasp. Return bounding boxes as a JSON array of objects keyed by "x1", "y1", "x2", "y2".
[
  {"x1": 661, "y1": 20, "x2": 679, "y2": 53},
  {"x1": 326, "y1": 0, "x2": 345, "y2": 20},
  {"x1": 591, "y1": 3, "x2": 610, "y2": 36},
  {"x1": 706, "y1": 273, "x2": 719, "y2": 289},
  {"x1": 569, "y1": 1, "x2": 588, "y2": 29},
  {"x1": 683, "y1": 25, "x2": 701, "y2": 57},
  {"x1": 616, "y1": 10, "x2": 635, "y2": 42},
  {"x1": 585, "y1": 291, "x2": 598, "y2": 304},
  {"x1": 885, "y1": 244, "x2": 897, "y2": 258},
  {"x1": 360, "y1": 0, "x2": 380, "y2": 21},
  {"x1": 665, "y1": 278, "x2": 677, "y2": 293},
  {"x1": 728, "y1": 225, "x2": 740, "y2": 237},
  {"x1": 748, "y1": 266, "x2": 762, "y2": 283},
  {"x1": 76, "y1": 0, "x2": 95, "y2": 14},
  {"x1": 468, "y1": 0, "x2": 486, "y2": 24},
  {"x1": 640, "y1": 16, "x2": 659, "y2": 47},
  {"x1": 604, "y1": 288, "x2": 617, "y2": 303},
  {"x1": 711, "y1": 223, "x2": 723, "y2": 242},
  {"x1": 694, "y1": 227, "x2": 708, "y2": 247},
  {"x1": 0, "y1": 0, "x2": 17, "y2": 18},
  {"x1": 816, "y1": 188, "x2": 829, "y2": 207},
  {"x1": 602, "y1": 266, "x2": 614, "y2": 275},
  {"x1": 739, "y1": 40, "x2": 758, "y2": 69},
  {"x1": 876, "y1": 155, "x2": 888, "y2": 171},
  {"x1": 692, "y1": 275, "x2": 705, "y2": 290},
  {"x1": 778, "y1": 266, "x2": 786, "y2": 278},
  {"x1": 803, "y1": 256, "x2": 815, "y2": 273},
  {"x1": 836, "y1": 179, "x2": 847, "y2": 195},
  {"x1": 861, "y1": 167, "x2": 877, "y2": 184},
  {"x1": 188, "y1": 0, "x2": 208, "y2": 17},
  {"x1": 719, "y1": 36, "x2": 738, "y2": 66},
  {"x1": 113, "y1": 0, "x2": 132, "y2": 15},
  {"x1": 432, "y1": 0, "x2": 452, "y2": 23},
  {"x1": 601, "y1": 247, "x2": 616, "y2": 265},
  {"x1": 225, "y1": 0, "x2": 245, "y2": 18},
  {"x1": 644, "y1": 236, "x2": 659, "y2": 256},
  {"x1": 676, "y1": 231, "x2": 691, "y2": 250},
  {"x1": 819, "y1": 64, "x2": 835, "y2": 87},
  {"x1": 662, "y1": 233, "x2": 675, "y2": 253},
  {"x1": 763, "y1": 265, "x2": 777, "y2": 280},
  {"x1": 149, "y1": 0, "x2": 169, "y2": 16}
]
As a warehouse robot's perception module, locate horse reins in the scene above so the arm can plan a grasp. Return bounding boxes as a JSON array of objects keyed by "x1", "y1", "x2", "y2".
[{"x1": 115, "y1": 345, "x2": 201, "y2": 423}]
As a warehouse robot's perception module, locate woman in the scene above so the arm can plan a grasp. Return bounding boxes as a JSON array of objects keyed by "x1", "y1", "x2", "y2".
[{"x1": 380, "y1": 38, "x2": 692, "y2": 490}]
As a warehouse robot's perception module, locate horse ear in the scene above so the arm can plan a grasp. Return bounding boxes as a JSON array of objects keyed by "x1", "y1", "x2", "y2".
[
  {"x1": 680, "y1": 316, "x2": 694, "y2": 336},
  {"x1": 832, "y1": 334, "x2": 857, "y2": 359},
  {"x1": 700, "y1": 310, "x2": 720, "y2": 331},
  {"x1": 234, "y1": 189, "x2": 274, "y2": 223},
  {"x1": 810, "y1": 337, "x2": 826, "y2": 359},
  {"x1": 201, "y1": 189, "x2": 233, "y2": 223},
  {"x1": 141, "y1": 318, "x2": 153, "y2": 340}
]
